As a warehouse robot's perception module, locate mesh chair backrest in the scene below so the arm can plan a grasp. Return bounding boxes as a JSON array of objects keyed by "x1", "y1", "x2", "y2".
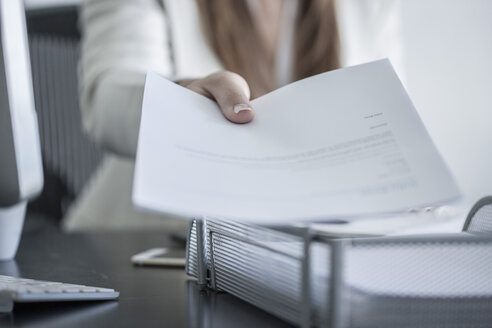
[
  {"x1": 462, "y1": 196, "x2": 492, "y2": 233},
  {"x1": 27, "y1": 7, "x2": 103, "y2": 218}
]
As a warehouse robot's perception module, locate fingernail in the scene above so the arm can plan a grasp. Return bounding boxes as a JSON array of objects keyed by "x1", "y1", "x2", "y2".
[{"x1": 233, "y1": 104, "x2": 253, "y2": 114}]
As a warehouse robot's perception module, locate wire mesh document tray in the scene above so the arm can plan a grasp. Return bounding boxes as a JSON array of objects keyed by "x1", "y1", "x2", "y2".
[{"x1": 185, "y1": 218, "x2": 492, "y2": 328}]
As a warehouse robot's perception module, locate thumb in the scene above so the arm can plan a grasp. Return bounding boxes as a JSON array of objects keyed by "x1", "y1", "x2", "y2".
[{"x1": 203, "y1": 71, "x2": 254, "y2": 124}]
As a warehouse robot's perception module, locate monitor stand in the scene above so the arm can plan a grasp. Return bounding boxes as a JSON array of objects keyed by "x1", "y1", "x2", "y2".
[{"x1": 0, "y1": 202, "x2": 26, "y2": 261}]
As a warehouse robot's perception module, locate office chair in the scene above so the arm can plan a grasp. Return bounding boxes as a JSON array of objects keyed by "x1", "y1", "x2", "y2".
[
  {"x1": 462, "y1": 196, "x2": 492, "y2": 233},
  {"x1": 26, "y1": 6, "x2": 103, "y2": 222}
]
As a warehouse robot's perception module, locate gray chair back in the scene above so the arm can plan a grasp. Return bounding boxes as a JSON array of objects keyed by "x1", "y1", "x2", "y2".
[{"x1": 26, "y1": 6, "x2": 103, "y2": 221}]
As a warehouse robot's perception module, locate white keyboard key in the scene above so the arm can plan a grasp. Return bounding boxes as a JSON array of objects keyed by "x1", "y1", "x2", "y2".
[
  {"x1": 80, "y1": 288, "x2": 98, "y2": 293},
  {"x1": 95, "y1": 288, "x2": 115, "y2": 293},
  {"x1": 62, "y1": 288, "x2": 84, "y2": 293},
  {"x1": 25, "y1": 288, "x2": 47, "y2": 294}
]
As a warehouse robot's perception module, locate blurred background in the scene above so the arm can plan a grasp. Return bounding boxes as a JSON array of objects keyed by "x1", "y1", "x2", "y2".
[
  {"x1": 400, "y1": 0, "x2": 492, "y2": 214},
  {"x1": 23, "y1": 0, "x2": 492, "y2": 230}
]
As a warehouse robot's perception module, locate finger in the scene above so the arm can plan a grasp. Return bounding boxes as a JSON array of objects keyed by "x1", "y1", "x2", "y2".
[{"x1": 202, "y1": 72, "x2": 254, "y2": 124}]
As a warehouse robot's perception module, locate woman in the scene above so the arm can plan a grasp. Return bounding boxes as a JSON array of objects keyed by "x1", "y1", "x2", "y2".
[{"x1": 65, "y1": 0, "x2": 402, "y2": 230}]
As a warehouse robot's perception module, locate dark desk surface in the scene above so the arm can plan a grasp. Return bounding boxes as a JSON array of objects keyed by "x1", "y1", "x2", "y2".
[{"x1": 0, "y1": 218, "x2": 293, "y2": 328}]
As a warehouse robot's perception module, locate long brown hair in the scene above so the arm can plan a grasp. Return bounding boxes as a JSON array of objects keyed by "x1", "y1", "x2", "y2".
[{"x1": 196, "y1": 0, "x2": 340, "y2": 98}]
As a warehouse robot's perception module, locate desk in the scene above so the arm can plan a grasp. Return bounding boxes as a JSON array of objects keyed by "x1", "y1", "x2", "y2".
[{"x1": 0, "y1": 217, "x2": 293, "y2": 328}]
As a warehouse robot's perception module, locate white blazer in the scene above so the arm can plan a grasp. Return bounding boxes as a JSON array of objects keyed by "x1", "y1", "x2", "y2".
[{"x1": 65, "y1": 0, "x2": 403, "y2": 230}]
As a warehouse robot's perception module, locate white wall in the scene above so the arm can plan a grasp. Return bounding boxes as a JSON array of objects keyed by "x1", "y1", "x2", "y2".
[{"x1": 401, "y1": 0, "x2": 492, "y2": 212}]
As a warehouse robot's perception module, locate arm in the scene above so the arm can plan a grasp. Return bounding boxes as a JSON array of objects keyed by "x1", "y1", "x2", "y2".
[
  {"x1": 79, "y1": 0, "x2": 172, "y2": 158},
  {"x1": 79, "y1": 0, "x2": 254, "y2": 158}
]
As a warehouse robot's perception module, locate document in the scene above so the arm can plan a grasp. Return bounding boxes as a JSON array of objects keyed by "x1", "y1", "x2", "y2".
[{"x1": 133, "y1": 60, "x2": 461, "y2": 223}]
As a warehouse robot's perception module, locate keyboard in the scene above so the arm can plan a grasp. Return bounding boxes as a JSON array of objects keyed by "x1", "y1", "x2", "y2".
[{"x1": 0, "y1": 275, "x2": 119, "y2": 312}]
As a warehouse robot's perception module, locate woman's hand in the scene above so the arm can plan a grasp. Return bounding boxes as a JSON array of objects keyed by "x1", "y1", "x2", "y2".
[{"x1": 179, "y1": 71, "x2": 254, "y2": 124}]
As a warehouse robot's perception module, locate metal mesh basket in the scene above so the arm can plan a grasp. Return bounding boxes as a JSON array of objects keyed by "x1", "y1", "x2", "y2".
[
  {"x1": 186, "y1": 219, "x2": 492, "y2": 328},
  {"x1": 333, "y1": 235, "x2": 492, "y2": 328},
  {"x1": 463, "y1": 196, "x2": 492, "y2": 233},
  {"x1": 186, "y1": 219, "x2": 306, "y2": 325}
]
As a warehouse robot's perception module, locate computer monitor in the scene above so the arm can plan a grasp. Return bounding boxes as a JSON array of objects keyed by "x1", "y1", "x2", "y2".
[{"x1": 0, "y1": 0, "x2": 43, "y2": 207}]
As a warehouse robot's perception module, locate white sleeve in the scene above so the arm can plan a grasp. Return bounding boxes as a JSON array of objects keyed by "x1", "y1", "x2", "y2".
[
  {"x1": 79, "y1": 0, "x2": 172, "y2": 158},
  {"x1": 336, "y1": 0, "x2": 405, "y2": 82}
]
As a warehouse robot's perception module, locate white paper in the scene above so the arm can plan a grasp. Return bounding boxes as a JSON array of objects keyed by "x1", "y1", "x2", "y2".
[
  {"x1": 307, "y1": 206, "x2": 465, "y2": 237},
  {"x1": 133, "y1": 60, "x2": 461, "y2": 223}
]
